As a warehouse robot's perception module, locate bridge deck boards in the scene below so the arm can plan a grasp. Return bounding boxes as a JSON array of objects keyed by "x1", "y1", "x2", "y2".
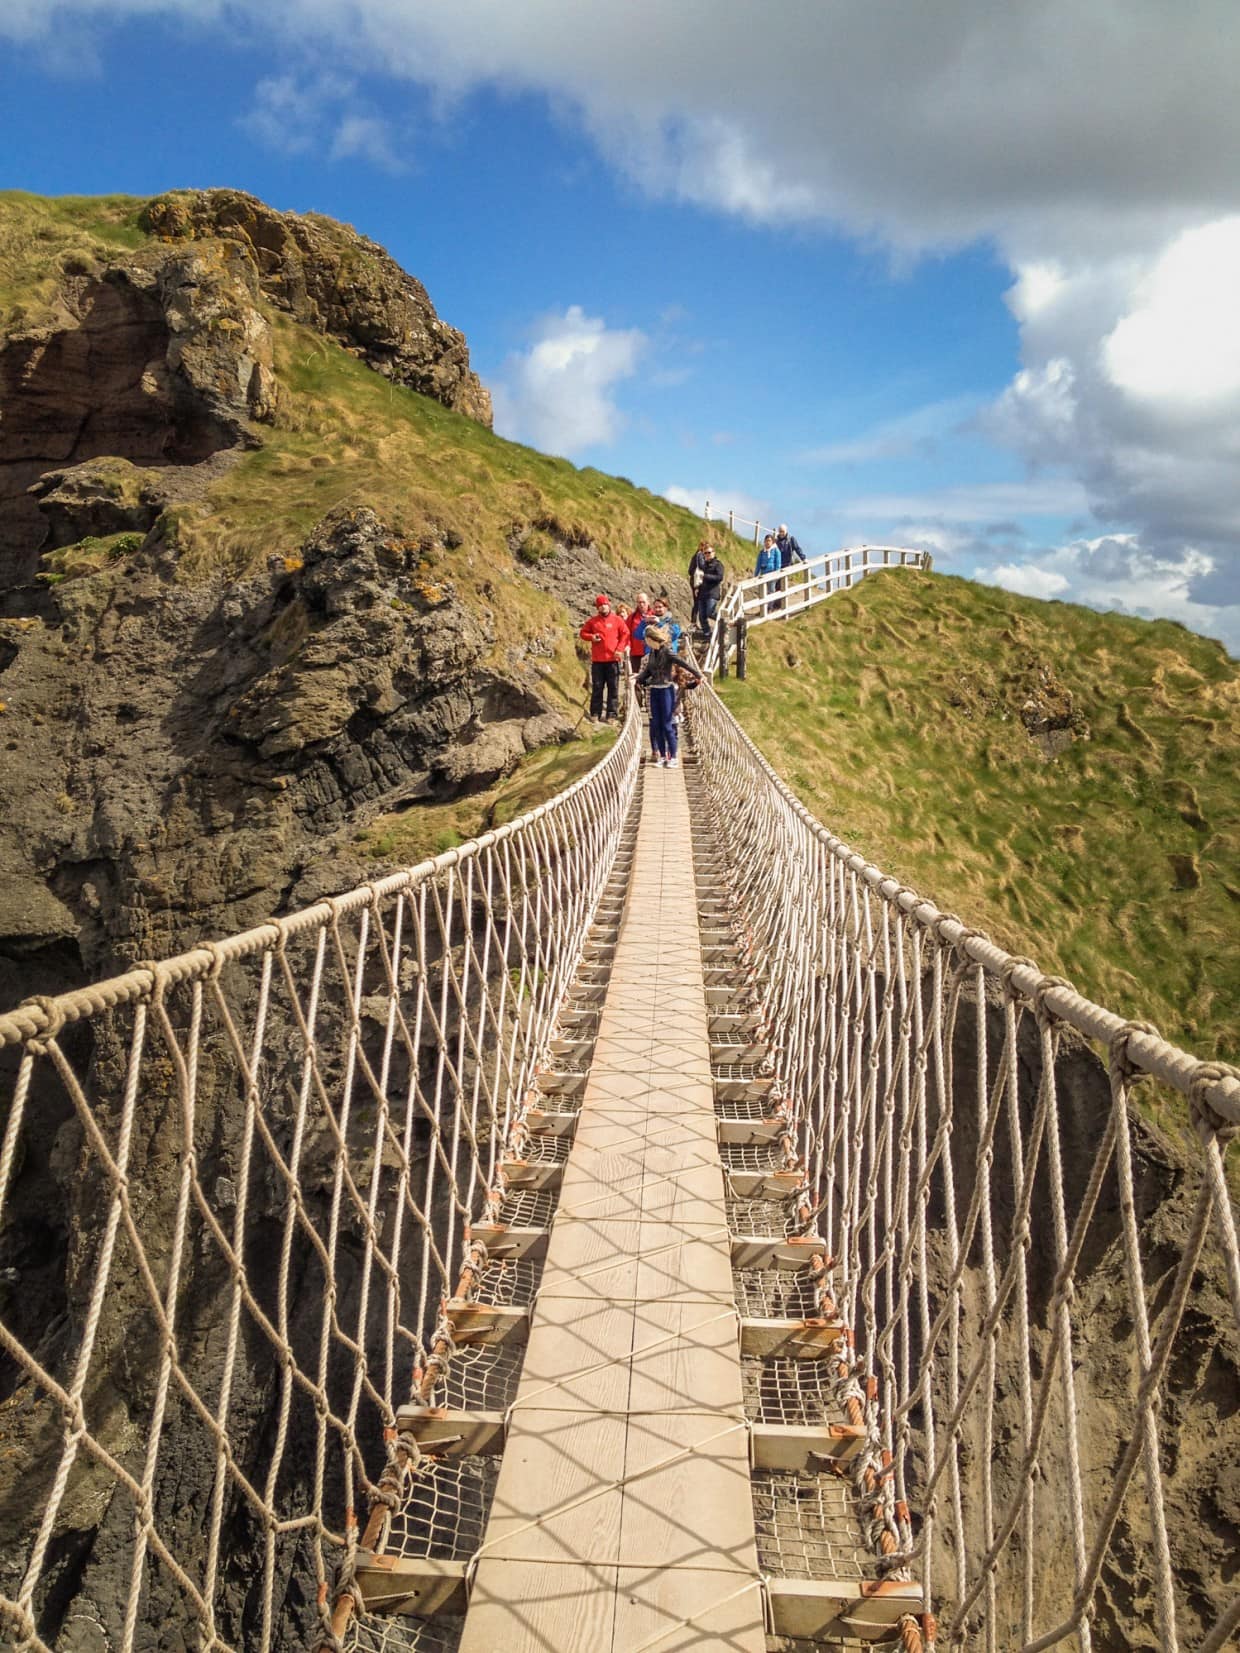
[{"x1": 460, "y1": 763, "x2": 765, "y2": 1652}]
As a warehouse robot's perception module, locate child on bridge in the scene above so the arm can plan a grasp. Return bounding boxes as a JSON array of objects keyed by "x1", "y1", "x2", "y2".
[{"x1": 634, "y1": 624, "x2": 703, "y2": 768}]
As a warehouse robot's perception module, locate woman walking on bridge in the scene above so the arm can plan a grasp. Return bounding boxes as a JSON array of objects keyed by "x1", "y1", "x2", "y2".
[{"x1": 634, "y1": 624, "x2": 702, "y2": 768}]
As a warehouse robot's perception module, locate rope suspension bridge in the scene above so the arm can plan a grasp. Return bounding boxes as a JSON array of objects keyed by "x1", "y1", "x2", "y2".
[{"x1": 0, "y1": 549, "x2": 1236, "y2": 1652}]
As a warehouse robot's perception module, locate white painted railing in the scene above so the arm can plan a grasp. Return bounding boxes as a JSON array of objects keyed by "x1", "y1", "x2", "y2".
[{"x1": 704, "y1": 545, "x2": 932, "y2": 671}]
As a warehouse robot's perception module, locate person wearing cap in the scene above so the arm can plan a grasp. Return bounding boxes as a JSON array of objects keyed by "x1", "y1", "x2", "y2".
[
  {"x1": 634, "y1": 624, "x2": 703, "y2": 768},
  {"x1": 774, "y1": 523, "x2": 805, "y2": 611},
  {"x1": 579, "y1": 594, "x2": 628, "y2": 722}
]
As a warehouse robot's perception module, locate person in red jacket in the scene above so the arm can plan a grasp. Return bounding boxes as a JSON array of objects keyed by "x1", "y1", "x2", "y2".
[{"x1": 579, "y1": 594, "x2": 628, "y2": 722}]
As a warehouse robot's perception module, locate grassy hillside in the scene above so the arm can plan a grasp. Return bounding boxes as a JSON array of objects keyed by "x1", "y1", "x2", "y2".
[
  {"x1": 719, "y1": 569, "x2": 1239, "y2": 1067},
  {"x1": 2, "y1": 189, "x2": 751, "y2": 811}
]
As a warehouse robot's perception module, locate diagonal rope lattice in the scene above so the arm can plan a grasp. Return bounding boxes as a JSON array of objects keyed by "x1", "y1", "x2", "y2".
[
  {"x1": 0, "y1": 704, "x2": 641, "y2": 1652},
  {"x1": 690, "y1": 677, "x2": 1240, "y2": 1653}
]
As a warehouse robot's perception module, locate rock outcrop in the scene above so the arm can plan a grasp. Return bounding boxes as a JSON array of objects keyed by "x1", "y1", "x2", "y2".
[
  {"x1": 140, "y1": 189, "x2": 492, "y2": 426},
  {"x1": 0, "y1": 189, "x2": 490, "y2": 600},
  {"x1": 0, "y1": 506, "x2": 583, "y2": 1009}
]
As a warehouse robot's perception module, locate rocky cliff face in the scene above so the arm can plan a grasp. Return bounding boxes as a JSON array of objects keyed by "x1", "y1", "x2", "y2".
[
  {"x1": 0, "y1": 506, "x2": 592, "y2": 1017},
  {"x1": 140, "y1": 190, "x2": 492, "y2": 427},
  {"x1": 0, "y1": 189, "x2": 490, "y2": 603}
]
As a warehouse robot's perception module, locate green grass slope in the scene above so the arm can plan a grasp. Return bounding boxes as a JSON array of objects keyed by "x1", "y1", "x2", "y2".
[
  {"x1": 2, "y1": 190, "x2": 751, "y2": 822},
  {"x1": 720, "y1": 569, "x2": 1238, "y2": 1066}
]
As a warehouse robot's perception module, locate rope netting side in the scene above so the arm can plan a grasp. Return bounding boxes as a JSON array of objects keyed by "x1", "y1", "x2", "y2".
[
  {"x1": 690, "y1": 684, "x2": 1239, "y2": 1652},
  {"x1": 0, "y1": 704, "x2": 640, "y2": 1653}
]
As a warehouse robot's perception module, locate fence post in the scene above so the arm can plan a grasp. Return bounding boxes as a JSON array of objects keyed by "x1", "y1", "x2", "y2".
[
  {"x1": 753, "y1": 521, "x2": 760, "y2": 545},
  {"x1": 735, "y1": 617, "x2": 748, "y2": 680},
  {"x1": 704, "y1": 499, "x2": 711, "y2": 523},
  {"x1": 728, "y1": 509, "x2": 735, "y2": 535},
  {"x1": 715, "y1": 614, "x2": 729, "y2": 678}
]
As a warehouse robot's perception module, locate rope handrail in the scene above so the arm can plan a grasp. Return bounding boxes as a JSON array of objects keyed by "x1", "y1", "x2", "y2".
[{"x1": 690, "y1": 675, "x2": 1239, "y2": 1651}]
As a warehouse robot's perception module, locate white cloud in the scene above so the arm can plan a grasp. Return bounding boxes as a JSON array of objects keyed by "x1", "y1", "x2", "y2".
[
  {"x1": 974, "y1": 540, "x2": 1239, "y2": 654},
  {"x1": 241, "y1": 72, "x2": 349, "y2": 155},
  {"x1": 491, "y1": 306, "x2": 645, "y2": 455},
  {"x1": 240, "y1": 70, "x2": 406, "y2": 171},
  {"x1": 985, "y1": 220, "x2": 1240, "y2": 559},
  {"x1": 800, "y1": 396, "x2": 979, "y2": 466},
  {"x1": 9, "y1": 2, "x2": 1240, "y2": 259},
  {"x1": 984, "y1": 563, "x2": 1070, "y2": 601},
  {"x1": 838, "y1": 478, "x2": 1090, "y2": 524},
  {"x1": 330, "y1": 113, "x2": 406, "y2": 172},
  {"x1": 1102, "y1": 218, "x2": 1240, "y2": 411}
]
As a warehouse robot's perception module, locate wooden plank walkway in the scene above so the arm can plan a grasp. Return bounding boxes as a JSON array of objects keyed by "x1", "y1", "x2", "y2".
[{"x1": 461, "y1": 762, "x2": 766, "y2": 1652}]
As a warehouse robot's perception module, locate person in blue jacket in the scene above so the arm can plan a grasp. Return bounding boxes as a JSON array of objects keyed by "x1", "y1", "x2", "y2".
[
  {"x1": 754, "y1": 533, "x2": 780, "y2": 617},
  {"x1": 642, "y1": 595, "x2": 682, "y2": 655}
]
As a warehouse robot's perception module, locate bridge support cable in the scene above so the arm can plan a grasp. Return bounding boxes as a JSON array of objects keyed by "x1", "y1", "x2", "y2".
[{"x1": 689, "y1": 679, "x2": 1240, "y2": 1651}]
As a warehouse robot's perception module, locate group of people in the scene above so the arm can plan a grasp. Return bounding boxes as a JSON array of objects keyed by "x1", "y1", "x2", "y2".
[
  {"x1": 578, "y1": 591, "x2": 702, "y2": 767},
  {"x1": 577, "y1": 520, "x2": 803, "y2": 764},
  {"x1": 754, "y1": 523, "x2": 805, "y2": 607}
]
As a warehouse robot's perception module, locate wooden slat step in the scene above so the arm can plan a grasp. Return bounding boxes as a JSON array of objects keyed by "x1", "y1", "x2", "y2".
[
  {"x1": 499, "y1": 1158, "x2": 563, "y2": 1191},
  {"x1": 535, "y1": 1069, "x2": 589, "y2": 1097},
  {"x1": 765, "y1": 1578, "x2": 923, "y2": 1641},
  {"x1": 730, "y1": 1234, "x2": 828, "y2": 1270},
  {"x1": 727, "y1": 1168, "x2": 801, "y2": 1200},
  {"x1": 444, "y1": 1301, "x2": 530, "y2": 1345},
  {"x1": 714, "y1": 1074, "x2": 776, "y2": 1102},
  {"x1": 565, "y1": 985, "x2": 606, "y2": 1007},
  {"x1": 469, "y1": 1224, "x2": 549, "y2": 1260},
  {"x1": 352, "y1": 1554, "x2": 469, "y2": 1617},
  {"x1": 394, "y1": 1406, "x2": 507, "y2": 1457},
  {"x1": 717, "y1": 1115, "x2": 785, "y2": 1144},
  {"x1": 739, "y1": 1316, "x2": 844, "y2": 1358},
  {"x1": 708, "y1": 1010, "x2": 763, "y2": 1034},
  {"x1": 750, "y1": 1420, "x2": 866, "y2": 1471},
  {"x1": 524, "y1": 1107, "x2": 578, "y2": 1137},
  {"x1": 704, "y1": 984, "x2": 752, "y2": 1005},
  {"x1": 711, "y1": 1037, "x2": 769, "y2": 1063},
  {"x1": 557, "y1": 1004, "x2": 601, "y2": 1027},
  {"x1": 549, "y1": 1035, "x2": 593, "y2": 1059}
]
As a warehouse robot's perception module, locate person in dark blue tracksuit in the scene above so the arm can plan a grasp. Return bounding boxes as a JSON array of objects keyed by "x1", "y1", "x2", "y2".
[{"x1": 634, "y1": 625, "x2": 702, "y2": 768}]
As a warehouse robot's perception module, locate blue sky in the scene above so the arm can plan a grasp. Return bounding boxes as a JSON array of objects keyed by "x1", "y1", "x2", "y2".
[{"x1": 2, "y1": 2, "x2": 1238, "y2": 650}]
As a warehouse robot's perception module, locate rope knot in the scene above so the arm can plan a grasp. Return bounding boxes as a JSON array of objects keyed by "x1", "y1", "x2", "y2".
[
  {"x1": 1188, "y1": 1060, "x2": 1240, "y2": 1142},
  {"x1": 19, "y1": 992, "x2": 66, "y2": 1050},
  {"x1": 1032, "y1": 972, "x2": 1076, "y2": 1023},
  {"x1": 998, "y1": 953, "x2": 1040, "y2": 996},
  {"x1": 1108, "y1": 1018, "x2": 1161, "y2": 1082}
]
